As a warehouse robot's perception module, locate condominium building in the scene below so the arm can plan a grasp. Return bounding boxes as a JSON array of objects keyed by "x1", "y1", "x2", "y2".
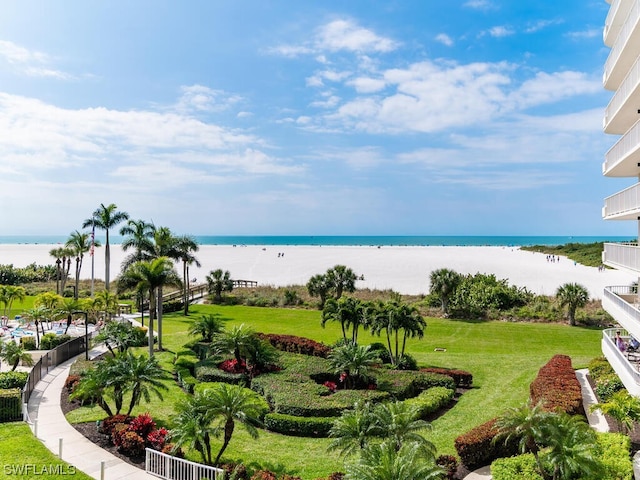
[{"x1": 601, "y1": 0, "x2": 640, "y2": 395}]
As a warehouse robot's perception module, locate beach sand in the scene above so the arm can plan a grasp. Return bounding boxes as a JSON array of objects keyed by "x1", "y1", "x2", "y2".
[{"x1": 0, "y1": 244, "x2": 635, "y2": 299}]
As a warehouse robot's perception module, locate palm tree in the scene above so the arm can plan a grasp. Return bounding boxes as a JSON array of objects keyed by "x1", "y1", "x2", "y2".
[
  {"x1": 429, "y1": 268, "x2": 461, "y2": 315},
  {"x1": 171, "y1": 391, "x2": 218, "y2": 465},
  {"x1": 23, "y1": 305, "x2": 49, "y2": 347},
  {"x1": 65, "y1": 230, "x2": 94, "y2": 300},
  {"x1": 119, "y1": 218, "x2": 156, "y2": 268},
  {"x1": 118, "y1": 257, "x2": 181, "y2": 356},
  {"x1": 327, "y1": 265, "x2": 358, "y2": 300},
  {"x1": 205, "y1": 383, "x2": 265, "y2": 466},
  {"x1": 93, "y1": 289, "x2": 119, "y2": 322},
  {"x1": 371, "y1": 401, "x2": 436, "y2": 456},
  {"x1": 174, "y1": 234, "x2": 201, "y2": 315},
  {"x1": 544, "y1": 413, "x2": 602, "y2": 480},
  {"x1": 307, "y1": 273, "x2": 332, "y2": 309},
  {"x1": 188, "y1": 313, "x2": 227, "y2": 342},
  {"x1": 0, "y1": 285, "x2": 26, "y2": 322},
  {"x1": 328, "y1": 402, "x2": 377, "y2": 457},
  {"x1": 345, "y1": 440, "x2": 444, "y2": 480},
  {"x1": 206, "y1": 269, "x2": 233, "y2": 303},
  {"x1": 95, "y1": 320, "x2": 141, "y2": 355},
  {"x1": 556, "y1": 282, "x2": 589, "y2": 326},
  {"x1": 590, "y1": 389, "x2": 640, "y2": 434},
  {"x1": 49, "y1": 246, "x2": 74, "y2": 295},
  {"x1": 370, "y1": 300, "x2": 426, "y2": 367},
  {"x1": 123, "y1": 353, "x2": 171, "y2": 415},
  {"x1": 322, "y1": 296, "x2": 366, "y2": 343},
  {"x1": 494, "y1": 400, "x2": 552, "y2": 480},
  {"x1": 83, "y1": 203, "x2": 130, "y2": 291},
  {"x1": 328, "y1": 342, "x2": 379, "y2": 389},
  {"x1": 0, "y1": 341, "x2": 34, "y2": 371},
  {"x1": 69, "y1": 364, "x2": 114, "y2": 417},
  {"x1": 210, "y1": 323, "x2": 256, "y2": 365},
  {"x1": 57, "y1": 298, "x2": 79, "y2": 334}
]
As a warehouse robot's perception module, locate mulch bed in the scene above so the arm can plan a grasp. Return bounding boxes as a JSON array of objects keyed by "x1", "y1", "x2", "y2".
[{"x1": 60, "y1": 386, "x2": 145, "y2": 468}]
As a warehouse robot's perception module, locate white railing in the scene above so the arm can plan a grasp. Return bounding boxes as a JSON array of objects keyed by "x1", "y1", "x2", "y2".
[
  {"x1": 603, "y1": 182, "x2": 640, "y2": 218},
  {"x1": 604, "y1": 0, "x2": 640, "y2": 87},
  {"x1": 603, "y1": 118, "x2": 640, "y2": 175},
  {"x1": 145, "y1": 449, "x2": 224, "y2": 480},
  {"x1": 603, "y1": 242, "x2": 640, "y2": 272},
  {"x1": 601, "y1": 328, "x2": 640, "y2": 396},
  {"x1": 604, "y1": 53, "x2": 640, "y2": 132},
  {"x1": 603, "y1": 286, "x2": 640, "y2": 335}
]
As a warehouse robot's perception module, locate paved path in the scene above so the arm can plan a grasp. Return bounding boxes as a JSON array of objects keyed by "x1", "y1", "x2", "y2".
[
  {"x1": 462, "y1": 368, "x2": 609, "y2": 480},
  {"x1": 26, "y1": 345, "x2": 156, "y2": 480}
]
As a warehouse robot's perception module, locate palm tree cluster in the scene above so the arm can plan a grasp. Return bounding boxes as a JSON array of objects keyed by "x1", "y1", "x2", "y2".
[
  {"x1": 322, "y1": 295, "x2": 426, "y2": 368},
  {"x1": 307, "y1": 265, "x2": 359, "y2": 309},
  {"x1": 0, "y1": 285, "x2": 26, "y2": 324},
  {"x1": 329, "y1": 401, "x2": 443, "y2": 480},
  {"x1": 494, "y1": 400, "x2": 603, "y2": 480}
]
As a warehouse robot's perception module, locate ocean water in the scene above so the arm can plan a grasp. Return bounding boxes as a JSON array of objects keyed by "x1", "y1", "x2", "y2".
[{"x1": 0, "y1": 235, "x2": 634, "y2": 247}]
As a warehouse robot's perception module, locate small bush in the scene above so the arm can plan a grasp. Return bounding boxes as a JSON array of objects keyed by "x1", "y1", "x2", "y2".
[
  {"x1": 129, "y1": 413, "x2": 156, "y2": 439},
  {"x1": 420, "y1": 367, "x2": 473, "y2": 388},
  {"x1": 529, "y1": 354, "x2": 583, "y2": 415},
  {"x1": 594, "y1": 373, "x2": 625, "y2": 402},
  {"x1": 194, "y1": 361, "x2": 248, "y2": 385},
  {"x1": 454, "y1": 418, "x2": 519, "y2": 471},
  {"x1": 436, "y1": 454, "x2": 459, "y2": 480},
  {"x1": 491, "y1": 453, "x2": 542, "y2": 480},
  {"x1": 20, "y1": 336, "x2": 36, "y2": 350},
  {"x1": 404, "y1": 387, "x2": 455, "y2": 419},
  {"x1": 0, "y1": 389, "x2": 21, "y2": 422},
  {"x1": 264, "y1": 412, "x2": 336, "y2": 437},
  {"x1": 258, "y1": 333, "x2": 331, "y2": 358},
  {"x1": 40, "y1": 333, "x2": 72, "y2": 350},
  {"x1": 0, "y1": 371, "x2": 28, "y2": 389},
  {"x1": 100, "y1": 414, "x2": 134, "y2": 436}
]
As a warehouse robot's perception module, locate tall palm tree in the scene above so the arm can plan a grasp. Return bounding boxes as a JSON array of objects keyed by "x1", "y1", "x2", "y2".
[
  {"x1": 328, "y1": 401, "x2": 377, "y2": 457},
  {"x1": 0, "y1": 341, "x2": 34, "y2": 371},
  {"x1": 429, "y1": 268, "x2": 461, "y2": 316},
  {"x1": 307, "y1": 273, "x2": 332, "y2": 309},
  {"x1": 49, "y1": 246, "x2": 74, "y2": 295},
  {"x1": 370, "y1": 300, "x2": 426, "y2": 367},
  {"x1": 345, "y1": 440, "x2": 444, "y2": 480},
  {"x1": 188, "y1": 313, "x2": 227, "y2": 342},
  {"x1": 65, "y1": 230, "x2": 94, "y2": 300},
  {"x1": 556, "y1": 283, "x2": 589, "y2": 326},
  {"x1": 119, "y1": 218, "x2": 156, "y2": 268},
  {"x1": 174, "y1": 234, "x2": 201, "y2": 315},
  {"x1": 206, "y1": 269, "x2": 233, "y2": 303},
  {"x1": 205, "y1": 383, "x2": 264, "y2": 466},
  {"x1": 83, "y1": 203, "x2": 130, "y2": 291},
  {"x1": 322, "y1": 296, "x2": 366, "y2": 342},
  {"x1": 118, "y1": 257, "x2": 181, "y2": 356}
]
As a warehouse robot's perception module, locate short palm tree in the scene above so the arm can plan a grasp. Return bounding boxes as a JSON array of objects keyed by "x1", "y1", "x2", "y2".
[
  {"x1": 328, "y1": 342, "x2": 379, "y2": 389},
  {"x1": 372, "y1": 401, "x2": 436, "y2": 457},
  {"x1": 205, "y1": 383, "x2": 265, "y2": 466},
  {"x1": 70, "y1": 365, "x2": 114, "y2": 417},
  {"x1": 0, "y1": 285, "x2": 26, "y2": 321},
  {"x1": 171, "y1": 392, "x2": 218, "y2": 465},
  {"x1": 0, "y1": 341, "x2": 34, "y2": 371},
  {"x1": 188, "y1": 314, "x2": 227, "y2": 342},
  {"x1": 328, "y1": 402, "x2": 378, "y2": 457},
  {"x1": 123, "y1": 353, "x2": 171, "y2": 415},
  {"x1": 210, "y1": 324, "x2": 256, "y2": 365},
  {"x1": 174, "y1": 234, "x2": 201, "y2": 315},
  {"x1": 307, "y1": 273, "x2": 332, "y2": 309},
  {"x1": 555, "y1": 282, "x2": 589, "y2": 326},
  {"x1": 590, "y1": 389, "x2": 640, "y2": 434},
  {"x1": 206, "y1": 269, "x2": 233, "y2": 303},
  {"x1": 345, "y1": 440, "x2": 444, "y2": 480},
  {"x1": 65, "y1": 230, "x2": 94, "y2": 300},
  {"x1": 327, "y1": 265, "x2": 358, "y2": 300},
  {"x1": 429, "y1": 268, "x2": 461, "y2": 315},
  {"x1": 322, "y1": 296, "x2": 366, "y2": 343}
]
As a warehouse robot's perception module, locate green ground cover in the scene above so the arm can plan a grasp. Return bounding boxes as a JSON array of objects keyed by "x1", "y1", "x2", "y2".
[
  {"x1": 0, "y1": 422, "x2": 93, "y2": 480},
  {"x1": 63, "y1": 304, "x2": 602, "y2": 478}
]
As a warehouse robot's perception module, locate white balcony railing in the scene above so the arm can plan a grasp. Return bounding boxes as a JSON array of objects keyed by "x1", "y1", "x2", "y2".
[
  {"x1": 145, "y1": 448, "x2": 224, "y2": 480},
  {"x1": 603, "y1": 243, "x2": 640, "y2": 273},
  {"x1": 603, "y1": 117, "x2": 640, "y2": 177},
  {"x1": 604, "y1": 53, "x2": 640, "y2": 134},
  {"x1": 604, "y1": 0, "x2": 640, "y2": 90},
  {"x1": 601, "y1": 327, "x2": 640, "y2": 396},
  {"x1": 603, "y1": 182, "x2": 640, "y2": 218},
  {"x1": 604, "y1": 0, "x2": 633, "y2": 47}
]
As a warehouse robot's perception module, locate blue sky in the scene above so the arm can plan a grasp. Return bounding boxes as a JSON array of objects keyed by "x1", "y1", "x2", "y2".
[{"x1": 0, "y1": 0, "x2": 628, "y2": 236}]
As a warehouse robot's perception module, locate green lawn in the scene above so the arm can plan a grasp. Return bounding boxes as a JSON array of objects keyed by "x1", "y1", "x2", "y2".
[
  {"x1": 64, "y1": 304, "x2": 603, "y2": 479},
  {"x1": 0, "y1": 422, "x2": 93, "y2": 480}
]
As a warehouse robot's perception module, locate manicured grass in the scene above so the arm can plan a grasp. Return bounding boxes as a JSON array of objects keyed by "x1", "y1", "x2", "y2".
[
  {"x1": 65, "y1": 304, "x2": 603, "y2": 479},
  {"x1": 0, "y1": 422, "x2": 93, "y2": 480}
]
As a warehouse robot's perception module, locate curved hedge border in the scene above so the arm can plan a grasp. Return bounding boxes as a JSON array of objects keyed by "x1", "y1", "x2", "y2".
[
  {"x1": 264, "y1": 412, "x2": 336, "y2": 437},
  {"x1": 420, "y1": 367, "x2": 473, "y2": 388},
  {"x1": 404, "y1": 386, "x2": 455, "y2": 419}
]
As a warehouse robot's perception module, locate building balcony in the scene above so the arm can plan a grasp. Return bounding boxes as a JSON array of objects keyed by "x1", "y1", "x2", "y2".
[
  {"x1": 603, "y1": 117, "x2": 640, "y2": 177},
  {"x1": 605, "y1": 0, "x2": 633, "y2": 48},
  {"x1": 603, "y1": 286, "x2": 640, "y2": 335},
  {"x1": 604, "y1": 54, "x2": 640, "y2": 134},
  {"x1": 603, "y1": 243, "x2": 640, "y2": 275},
  {"x1": 603, "y1": 182, "x2": 640, "y2": 219},
  {"x1": 603, "y1": 0, "x2": 640, "y2": 91},
  {"x1": 601, "y1": 328, "x2": 640, "y2": 396}
]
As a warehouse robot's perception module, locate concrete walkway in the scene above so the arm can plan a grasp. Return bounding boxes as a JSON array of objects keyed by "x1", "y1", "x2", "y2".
[
  {"x1": 462, "y1": 368, "x2": 609, "y2": 480},
  {"x1": 26, "y1": 345, "x2": 155, "y2": 480}
]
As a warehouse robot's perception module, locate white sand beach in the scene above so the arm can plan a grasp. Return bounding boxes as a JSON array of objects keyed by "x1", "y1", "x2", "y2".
[{"x1": 0, "y1": 244, "x2": 635, "y2": 299}]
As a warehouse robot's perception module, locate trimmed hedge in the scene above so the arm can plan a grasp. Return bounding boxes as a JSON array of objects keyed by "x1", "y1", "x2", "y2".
[
  {"x1": 0, "y1": 388, "x2": 22, "y2": 422},
  {"x1": 491, "y1": 453, "x2": 542, "y2": 480},
  {"x1": 40, "y1": 333, "x2": 72, "y2": 350},
  {"x1": 454, "y1": 418, "x2": 519, "y2": 471},
  {"x1": 375, "y1": 369, "x2": 455, "y2": 399},
  {"x1": 404, "y1": 387, "x2": 455, "y2": 419},
  {"x1": 0, "y1": 371, "x2": 28, "y2": 389},
  {"x1": 257, "y1": 333, "x2": 331, "y2": 358},
  {"x1": 529, "y1": 354, "x2": 583, "y2": 416},
  {"x1": 264, "y1": 412, "x2": 336, "y2": 437},
  {"x1": 420, "y1": 367, "x2": 473, "y2": 388},
  {"x1": 194, "y1": 359, "x2": 248, "y2": 385}
]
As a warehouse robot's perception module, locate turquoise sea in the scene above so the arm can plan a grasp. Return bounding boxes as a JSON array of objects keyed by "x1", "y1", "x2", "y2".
[{"x1": 0, "y1": 235, "x2": 634, "y2": 247}]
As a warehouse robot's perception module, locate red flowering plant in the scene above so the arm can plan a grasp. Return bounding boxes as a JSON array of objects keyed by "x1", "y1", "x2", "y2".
[
  {"x1": 219, "y1": 358, "x2": 248, "y2": 374},
  {"x1": 129, "y1": 412, "x2": 156, "y2": 439},
  {"x1": 323, "y1": 381, "x2": 337, "y2": 393},
  {"x1": 147, "y1": 427, "x2": 169, "y2": 451}
]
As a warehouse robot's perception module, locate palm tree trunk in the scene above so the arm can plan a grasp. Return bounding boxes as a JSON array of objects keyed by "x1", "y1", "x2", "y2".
[
  {"x1": 213, "y1": 420, "x2": 235, "y2": 466},
  {"x1": 157, "y1": 286, "x2": 163, "y2": 351},
  {"x1": 127, "y1": 386, "x2": 140, "y2": 415},
  {"x1": 105, "y1": 231, "x2": 111, "y2": 291},
  {"x1": 183, "y1": 262, "x2": 189, "y2": 315},
  {"x1": 148, "y1": 289, "x2": 156, "y2": 357}
]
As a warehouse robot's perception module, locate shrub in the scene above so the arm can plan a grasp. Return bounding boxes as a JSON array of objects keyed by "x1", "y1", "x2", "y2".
[
  {"x1": 250, "y1": 471, "x2": 277, "y2": 480},
  {"x1": 258, "y1": 333, "x2": 331, "y2": 358},
  {"x1": 129, "y1": 413, "x2": 156, "y2": 439},
  {"x1": 20, "y1": 336, "x2": 36, "y2": 350},
  {"x1": 194, "y1": 361, "x2": 248, "y2": 385},
  {"x1": 174, "y1": 366, "x2": 197, "y2": 393},
  {"x1": 264, "y1": 412, "x2": 336, "y2": 437},
  {"x1": 118, "y1": 430, "x2": 145, "y2": 456},
  {"x1": 0, "y1": 388, "x2": 21, "y2": 422},
  {"x1": 595, "y1": 432, "x2": 633, "y2": 480},
  {"x1": 100, "y1": 414, "x2": 134, "y2": 436},
  {"x1": 174, "y1": 355, "x2": 198, "y2": 373},
  {"x1": 491, "y1": 453, "x2": 542, "y2": 480},
  {"x1": 396, "y1": 353, "x2": 418, "y2": 371},
  {"x1": 0, "y1": 371, "x2": 28, "y2": 389},
  {"x1": 420, "y1": 367, "x2": 473, "y2": 388},
  {"x1": 147, "y1": 428, "x2": 169, "y2": 451},
  {"x1": 588, "y1": 357, "x2": 614, "y2": 380},
  {"x1": 220, "y1": 462, "x2": 248, "y2": 480},
  {"x1": 436, "y1": 454, "x2": 459, "y2": 480},
  {"x1": 454, "y1": 418, "x2": 519, "y2": 471},
  {"x1": 375, "y1": 369, "x2": 454, "y2": 399},
  {"x1": 63, "y1": 374, "x2": 81, "y2": 393},
  {"x1": 40, "y1": 333, "x2": 72, "y2": 350},
  {"x1": 594, "y1": 373, "x2": 625, "y2": 402},
  {"x1": 529, "y1": 354, "x2": 583, "y2": 415}
]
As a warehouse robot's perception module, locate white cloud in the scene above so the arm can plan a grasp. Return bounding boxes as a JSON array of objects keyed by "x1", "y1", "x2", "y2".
[
  {"x1": 174, "y1": 85, "x2": 242, "y2": 113},
  {"x1": 0, "y1": 40, "x2": 74, "y2": 79},
  {"x1": 347, "y1": 77, "x2": 386, "y2": 93},
  {"x1": 525, "y1": 19, "x2": 563, "y2": 33},
  {"x1": 435, "y1": 33, "x2": 454, "y2": 47},
  {"x1": 566, "y1": 29, "x2": 600, "y2": 39},
  {"x1": 487, "y1": 26, "x2": 515, "y2": 38},
  {"x1": 315, "y1": 20, "x2": 399, "y2": 53},
  {"x1": 464, "y1": 0, "x2": 496, "y2": 10}
]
